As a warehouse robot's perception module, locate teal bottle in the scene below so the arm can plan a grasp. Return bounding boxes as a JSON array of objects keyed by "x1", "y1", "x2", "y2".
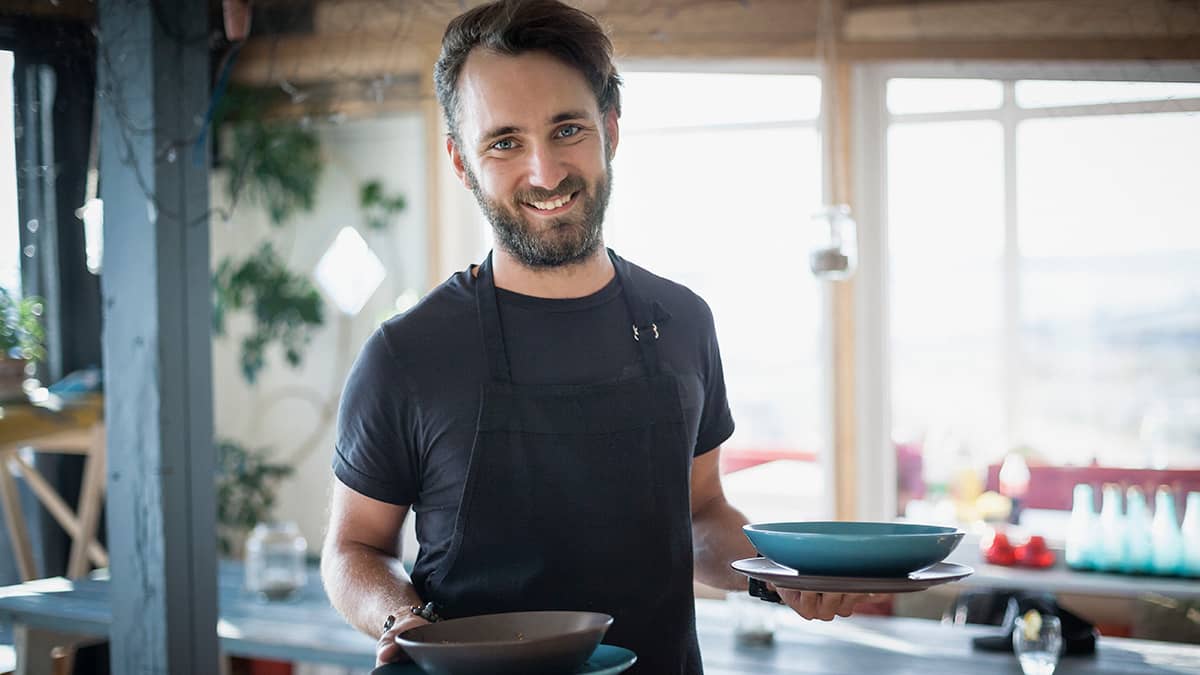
[
  {"x1": 1097, "y1": 483, "x2": 1126, "y2": 571},
  {"x1": 1151, "y1": 486, "x2": 1183, "y2": 576},
  {"x1": 1066, "y1": 484, "x2": 1098, "y2": 570},
  {"x1": 1122, "y1": 486, "x2": 1153, "y2": 575},
  {"x1": 1182, "y1": 492, "x2": 1200, "y2": 578}
]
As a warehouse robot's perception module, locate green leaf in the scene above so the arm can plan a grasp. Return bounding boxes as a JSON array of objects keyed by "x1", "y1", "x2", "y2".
[
  {"x1": 358, "y1": 179, "x2": 406, "y2": 231},
  {"x1": 214, "y1": 243, "x2": 325, "y2": 383},
  {"x1": 0, "y1": 287, "x2": 47, "y2": 364}
]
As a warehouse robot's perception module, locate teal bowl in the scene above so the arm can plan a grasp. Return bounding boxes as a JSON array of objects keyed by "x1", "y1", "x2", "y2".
[{"x1": 743, "y1": 521, "x2": 964, "y2": 577}]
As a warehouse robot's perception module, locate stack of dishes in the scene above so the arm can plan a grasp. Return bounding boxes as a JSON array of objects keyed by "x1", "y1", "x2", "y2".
[{"x1": 733, "y1": 521, "x2": 973, "y2": 593}]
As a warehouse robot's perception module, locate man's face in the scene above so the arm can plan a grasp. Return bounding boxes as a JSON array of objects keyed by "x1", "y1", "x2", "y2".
[{"x1": 449, "y1": 49, "x2": 618, "y2": 268}]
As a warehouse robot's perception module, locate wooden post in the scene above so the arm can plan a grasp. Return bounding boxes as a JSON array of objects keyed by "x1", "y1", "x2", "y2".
[
  {"x1": 96, "y1": 1, "x2": 219, "y2": 673},
  {"x1": 818, "y1": 0, "x2": 861, "y2": 522}
]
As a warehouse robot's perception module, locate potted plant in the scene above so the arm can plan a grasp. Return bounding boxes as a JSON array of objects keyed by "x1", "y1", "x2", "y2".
[
  {"x1": 0, "y1": 288, "x2": 45, "y2": 402},
  {"x1": 216, "y1": 439, "x2": 293, "y2": 557}
]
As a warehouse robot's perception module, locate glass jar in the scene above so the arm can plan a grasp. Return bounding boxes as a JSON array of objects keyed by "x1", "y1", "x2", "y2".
[
  {"x1": 729, "y1": 591, "x2": 776, "y2": 647},
  {"x1": 245, "y1": 521, "x2": 308, "y2": 601}
]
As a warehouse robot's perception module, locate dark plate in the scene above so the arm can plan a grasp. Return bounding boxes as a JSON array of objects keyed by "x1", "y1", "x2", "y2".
[
  {"x1": 392, "y1": 610, "x2": 612, "y2": 675},
  {"x1": 732, "y1": 557, "x2": 973, "y2": 593},
  {"x1": 372, "y1": 644, "x2": 637, "y2": 675}
]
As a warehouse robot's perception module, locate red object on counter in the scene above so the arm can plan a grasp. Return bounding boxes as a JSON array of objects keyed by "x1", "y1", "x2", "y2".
[
  {"x1": 1015, "y1": 535, "x2": 1057, "y2": 569},
  {"x1": 983, "y1": 531, "x2": 1017, "y2": 566}
]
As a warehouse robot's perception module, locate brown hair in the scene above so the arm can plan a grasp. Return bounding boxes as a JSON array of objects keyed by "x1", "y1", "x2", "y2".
[{"x1": 433, "y1": 0, "x2": 622, "y2": 144}]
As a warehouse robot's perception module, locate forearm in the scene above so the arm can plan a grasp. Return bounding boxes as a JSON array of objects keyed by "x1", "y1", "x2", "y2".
[
  {"x1": 691, "y1": 497, "x2": 758, "y2": 591},
  {"x1": 321, "y1": 541, "x2": 425, "y2": 637}
]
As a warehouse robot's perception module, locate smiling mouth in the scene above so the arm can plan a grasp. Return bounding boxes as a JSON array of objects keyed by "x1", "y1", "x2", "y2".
[{"x1": 523, "y1": 191, "x2": 579, "y2": 213}]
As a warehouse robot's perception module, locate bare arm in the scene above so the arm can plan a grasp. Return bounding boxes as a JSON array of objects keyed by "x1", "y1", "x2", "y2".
[
  {"x1": 321, "y1": 479, "x2": 428, "y2": 664},
  {"x1": 690, "y1": 447, "x2": 758, "y2": 590},
  {"x1": 690, "y1": 448, "x2": 873, "y2": 621}
]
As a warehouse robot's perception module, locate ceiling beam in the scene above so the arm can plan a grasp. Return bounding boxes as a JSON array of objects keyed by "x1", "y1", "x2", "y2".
[
  {"x1": 231, "y1": 34, "x2": 437, "y2": 86},
  {"x1": 842, "y1": 36, "x2": 1200, "y2": 60}
]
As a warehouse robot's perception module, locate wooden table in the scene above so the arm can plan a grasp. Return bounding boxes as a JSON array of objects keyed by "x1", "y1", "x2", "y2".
[
  {"x1": 0, "y1": 562, "x2": 373, "y2": 674},
  {"x1": 0, "y1": 395, "x2": 107, "y2": 582},
  {"x1": 1, "y1": 562, "x2": 1198, "y2": 675}
]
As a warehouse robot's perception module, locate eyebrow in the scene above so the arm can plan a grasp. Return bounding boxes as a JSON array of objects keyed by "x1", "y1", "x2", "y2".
[{"x1": 479, "y1": 110, "x2": 591, "y2": 143}]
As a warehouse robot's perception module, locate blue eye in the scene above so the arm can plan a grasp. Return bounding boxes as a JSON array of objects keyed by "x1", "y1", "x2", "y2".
[
  {"x1": 557, "y1": 124, "x2": 581, "y2": 138},
  {"x1": 491, "y1": 138, "x2": 516, "y2": 151}
]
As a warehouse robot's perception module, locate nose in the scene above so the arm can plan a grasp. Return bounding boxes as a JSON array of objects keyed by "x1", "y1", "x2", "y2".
[{"x1": 525, "y1": 143, "x2": 568, "y2": 191}]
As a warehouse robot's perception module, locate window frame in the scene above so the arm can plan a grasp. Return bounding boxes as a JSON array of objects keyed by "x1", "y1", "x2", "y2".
[{"x1": 853, "y1": 61, "x2": 1200, "y2": 517}]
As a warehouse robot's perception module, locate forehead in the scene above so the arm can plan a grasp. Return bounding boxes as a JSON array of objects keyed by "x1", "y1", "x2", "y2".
[{"x1": 457, "y1": 49, "x2": 600, "y2": 140}]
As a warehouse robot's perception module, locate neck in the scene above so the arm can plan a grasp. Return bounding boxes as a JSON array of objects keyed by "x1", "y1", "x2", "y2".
[{"x1": 489, "y1": 245, "x2": 614, "y2": 298}]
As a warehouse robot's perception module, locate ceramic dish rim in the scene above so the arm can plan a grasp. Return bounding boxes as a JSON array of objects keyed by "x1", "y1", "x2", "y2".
[
  {"x1": 744, "y1": 521, "x2": 964, "y2": 539},
  {"x1": 395, "y1": 610, "x2": 613, "y2": 650}
]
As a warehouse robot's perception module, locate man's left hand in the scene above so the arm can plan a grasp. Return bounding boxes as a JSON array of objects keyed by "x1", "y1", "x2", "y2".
[{"x1": 776, "y1": 589, "x2": 878, "y2": 621}]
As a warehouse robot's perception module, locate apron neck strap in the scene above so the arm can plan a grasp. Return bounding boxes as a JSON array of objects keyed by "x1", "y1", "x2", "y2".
[
  {"x1": 474, "y1": 249, "x2": 663, "y2": 384},
  {"x1": 475, "y1": 252, "x2": 513, "y2": 383},
  {"x1": 610, "y1": 250, "x2": 662, "y2": 376}
]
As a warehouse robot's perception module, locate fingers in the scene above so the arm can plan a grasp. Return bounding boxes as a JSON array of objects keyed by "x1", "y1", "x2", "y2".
[
  {"x1": 777, "y1": 588, "x2": 820, "y2": 620},
  {"x1": 376, "y1": 628, "x2": 406, "y2": 666},
  {"x1": 375, "y1": 616, "x2": 430, "y2": 667},
  {"x1": 837, "y1": 593, "x2": 866, "y2": 617},
  {"x1": 816, "y1": 592, "x2": 844, "y2": 621},
  {"x1": 778, "y1": 591, "x2": 869, "y2": 621}
]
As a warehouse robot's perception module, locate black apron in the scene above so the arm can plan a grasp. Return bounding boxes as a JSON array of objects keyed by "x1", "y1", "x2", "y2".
[{"x1": 427, "y1": 250, "x2": 703, "y2": 674}]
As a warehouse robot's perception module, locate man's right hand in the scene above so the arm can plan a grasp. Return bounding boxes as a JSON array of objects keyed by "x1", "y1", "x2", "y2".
[{"x1": 376, "y1": 612, "x2": 431, "y2": 666}]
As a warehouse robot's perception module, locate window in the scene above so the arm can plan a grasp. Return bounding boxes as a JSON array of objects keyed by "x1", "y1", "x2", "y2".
[
  {"x1": 881, "y1": 75, "x2": 1200, "y2": 517},
  {"x1": 1, "y1": 50, "x2": 19, "y2": 294},
  {"x1": 608, "y1": 70, "x2": 827, "y2": 521}
]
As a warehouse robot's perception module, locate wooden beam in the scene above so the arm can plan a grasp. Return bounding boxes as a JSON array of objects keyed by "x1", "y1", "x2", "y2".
[
  {"x1": 830, "y1": 57, "x2": 860, "y2": 522},
  {"x1": 66, "y1": 425, "x2": 107, "y2": 577},
  {"x1": 842, "y1": 37, "x2": 1200, "y2": 60},
  {"x1": 230, "y1": 32, "x2": 1200, "y2": 93},
  {"x1": 846, "y1": 0, "x2": 1031, "y2": 7},
  {"x1": 232, "y1": 34, "x2": 436, "y2": 85},
  {"x1": 0, "y1": 0, "x2": 94, "y2": 20},
  {"x1": 6, "y1": 453, "x2": 107, "y2": 567},
  {"x1": 313, "y1": 0, "x2": 823, "y2": 42},
  {"x1": 845, "y1": 0, "x2": 1200, "y2": 40},
  {"x1": 97, "y1": 1, "x2": 219, "y2": 673},
  {"x1": 0, "y1": 458, "x2": 36, "y2": 580},
  {"x1": 614, "y1": 37, "x2": 820, "y2": 61}
]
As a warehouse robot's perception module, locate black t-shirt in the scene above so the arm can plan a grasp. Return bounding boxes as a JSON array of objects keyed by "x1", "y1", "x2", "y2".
[{"x1": 332, "y1": 251, "x2": 735, "y2": 582}]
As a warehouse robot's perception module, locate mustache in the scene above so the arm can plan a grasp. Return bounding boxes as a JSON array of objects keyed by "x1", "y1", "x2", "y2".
[{"x1": 514, "y1": 175, "x2": 587, "y2": 204}]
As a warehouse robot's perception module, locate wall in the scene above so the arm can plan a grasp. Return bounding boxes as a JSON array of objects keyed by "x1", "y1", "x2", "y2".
[{"x1": 211, "y1": 113, "x2": 430, "y2": 554}]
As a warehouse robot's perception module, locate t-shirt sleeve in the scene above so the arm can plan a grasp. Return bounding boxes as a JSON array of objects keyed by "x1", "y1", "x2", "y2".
[
  {"x1": 692, "y1": 296, "x2": 735, "y2": 457},
  {"x1": 332, "y1": 328, "x2": 420, "y2": 505}
]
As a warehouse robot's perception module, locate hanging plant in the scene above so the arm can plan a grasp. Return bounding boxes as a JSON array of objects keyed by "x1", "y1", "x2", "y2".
[
  {"x1": 213, "y1": 242, "x2": 324, "y2": 383},
  {"x1": 359, "y1": 179, "x2": 407, "y2": 231},
  {"x1": 228, "y1": 121, "x2": 323, "y2": 227},
  {"x1": 215, "y1": 85, "x2": 323, "y2": 227}
]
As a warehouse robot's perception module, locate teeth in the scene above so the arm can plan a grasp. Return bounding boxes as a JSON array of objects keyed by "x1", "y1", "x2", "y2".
[{"x1": 529, "y1": 193, "x2": 572, "y2": 210}]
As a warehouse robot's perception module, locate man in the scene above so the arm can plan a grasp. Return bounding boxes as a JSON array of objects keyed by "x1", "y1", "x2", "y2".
[{"x1": 322, "y1": 1, "x2": 871, "y2": 672}]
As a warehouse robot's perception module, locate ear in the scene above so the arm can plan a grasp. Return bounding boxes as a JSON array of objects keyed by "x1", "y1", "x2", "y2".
[
  {"x1": 602, "y1": 107, "x2": 619, "y2": 161},
  {"x1": 447, "y1": 136, "x2": 472, "y2": 189}
]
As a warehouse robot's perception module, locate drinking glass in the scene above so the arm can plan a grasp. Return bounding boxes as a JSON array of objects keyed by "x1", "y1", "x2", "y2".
[{"x1": 1013, "y1": 612, "x2": 1062, "y2": 675}]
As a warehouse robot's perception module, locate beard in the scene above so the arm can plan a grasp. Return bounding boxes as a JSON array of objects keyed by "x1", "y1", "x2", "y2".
[{"x1": 466, "y1": 157, "x2": 613, "y2": 269}]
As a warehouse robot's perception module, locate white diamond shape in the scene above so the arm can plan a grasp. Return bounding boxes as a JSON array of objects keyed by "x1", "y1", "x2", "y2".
[{"x1": 314, "y1": 227, "x2": 386, "y2": 315}]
